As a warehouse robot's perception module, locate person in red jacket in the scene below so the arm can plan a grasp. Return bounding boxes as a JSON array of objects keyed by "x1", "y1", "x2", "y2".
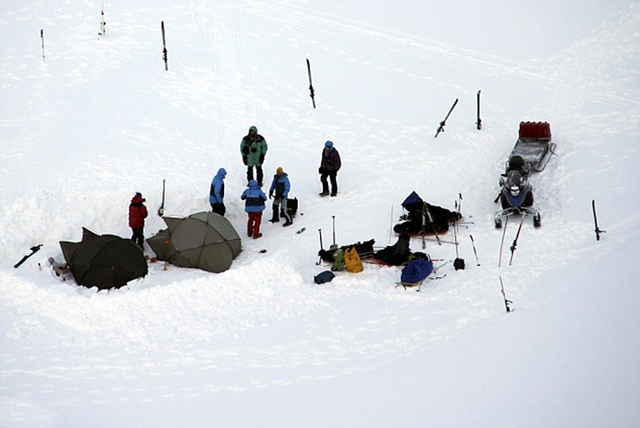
[{"x1": 129, "y1": 192, "x2": 148, "y2": 250}]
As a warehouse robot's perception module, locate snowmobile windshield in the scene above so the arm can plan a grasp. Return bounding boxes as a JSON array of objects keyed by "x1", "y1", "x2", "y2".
[
  {"x1": 507, "y1": 171, "x2": 524, "y2": 196},
  {"x1": 507, "y1": 170, "x2": 524, "y2": 188}
]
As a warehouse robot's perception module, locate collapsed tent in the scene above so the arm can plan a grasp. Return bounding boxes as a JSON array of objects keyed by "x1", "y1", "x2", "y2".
[
  {"x1": 147, "y1": 211, "x2": 241, "y2": 273},
  {"x1": 60, "y1": 228, "x2": 148, "y2": 290},
  {"x1": 393, "y1": 191, "x2": 461, "y2": 235}
]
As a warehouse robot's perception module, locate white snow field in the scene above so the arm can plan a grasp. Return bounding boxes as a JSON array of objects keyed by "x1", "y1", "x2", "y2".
[{"x1": 1, "y1": 0, "x2": 639, "y2": 426}]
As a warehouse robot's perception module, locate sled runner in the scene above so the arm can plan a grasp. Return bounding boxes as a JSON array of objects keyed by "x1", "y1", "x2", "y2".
[{"x1": 508, "y1": 121, "x2": 556, "y2": 172}]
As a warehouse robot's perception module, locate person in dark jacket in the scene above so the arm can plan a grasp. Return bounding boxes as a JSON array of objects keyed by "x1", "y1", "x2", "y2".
[
  {"x1": 128, "y1": 192, "x2": 148, "y2": 249},
  {"x1": 319, "y1": 140, "x2": 341, "y2": 197},
  {"x1": 240, "y1": 126, "x2": 268, "y2": 187},
  {"x1": 241, "y1": 179, "x2": 267, "y2": 239},
  {"x1": 268, "y1": 167, "x2": 292, "y2": 227},
  {"x1": 209, "y1": 167, "x2": 227, "y2": 216}
]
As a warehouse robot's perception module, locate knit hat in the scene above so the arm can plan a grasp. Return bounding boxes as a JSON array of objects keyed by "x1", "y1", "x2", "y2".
[
  {"x1": 276, "y1": 167, "x2": 284, "y2": 174},
  {"x1": 325, "y1": 140, "x2": 333, "y2": 148},
  {"x1": 135, "y1": 192, "x2": 142, "y2": 197}
]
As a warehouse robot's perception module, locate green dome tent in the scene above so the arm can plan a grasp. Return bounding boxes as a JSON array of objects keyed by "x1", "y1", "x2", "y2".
[
  {"x1": 60, "y1": 228, "x2": 148, "y2": 290},
  {"x1": 147, "y1": 212, "x2": 242, "y2": 273}
]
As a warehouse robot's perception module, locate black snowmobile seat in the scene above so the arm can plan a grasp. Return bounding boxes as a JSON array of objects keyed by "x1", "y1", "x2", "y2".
[{"x1": 507, "y1": 155, "x2": 529, "y2": 175}]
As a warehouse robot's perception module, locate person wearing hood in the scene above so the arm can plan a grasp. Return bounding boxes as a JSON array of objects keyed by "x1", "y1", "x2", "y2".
[
  {"x1": 209, "y1": 167, "x2": 227, "y2": 216},
  {"x1": 268, "y1": 166, "x2": 293, "y2": 227},
  {"x1": 240, "y1": 125, "x2": 268, "y2": 187},
  {"x1": 128, "y1": 192, "x2": 148, "y2": 250},
  {"x1": 319, "y1": 140, "x2": 341, "y2": 197},
  {"x1": 241, "y1": 179, "x2": 267, "y2": 239}
]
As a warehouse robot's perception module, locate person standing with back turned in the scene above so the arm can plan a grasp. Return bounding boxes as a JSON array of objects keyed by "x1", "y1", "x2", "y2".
[
  {"x1": 241, "y1": 180, "x2": 267, "y2": 239},
  {"x1": 129, "y1": 192, "x2": 148, "y2": 250},
  {"x1": 209, "y1": 167, "x2": 227, "y2": 216},
  {"x1": 319, "y1": 140, "x2": 341, "y2": 197}
]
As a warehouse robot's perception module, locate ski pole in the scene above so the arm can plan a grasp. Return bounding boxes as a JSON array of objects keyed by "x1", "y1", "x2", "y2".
[
  {"x1": 476, "y1": 90, "x2": 482, "y2": 130},
  {"x1": 424, "y1": 203, "x2": 441, "y2": 245},
  {"x1": 316, "y1": 229, "x2": 324, "y2": 265},
  {"x1": 388, "y1": 205, "x2": 394, "y2": 245},
  {"x1": 158, "y1": 179, "x2": 165, "y2": 216},
  {"x1": 469, "y1": 234, "x2": 480, "y2": 266},
  {"x1": 453, "y1": 199, "x2": 465, "y2": 270},
  {"x1": 499, "y1": 275, "x2": 513, "y2": 313},
  {"x1": 99, "y1": 0, "x2": 106, "y2": 36},
  {"x1": 40, "y1": 29, "x2": 45, "y2": 60},
  {"x1": 330, "y1": 215, "x2": 337, "y2": 249},
  {"x1": 498, "y1": 215, "x2": 509, "y2": 267},
  {"x1": 508, "y1": 215, "x2": 526, "y2": 266}
]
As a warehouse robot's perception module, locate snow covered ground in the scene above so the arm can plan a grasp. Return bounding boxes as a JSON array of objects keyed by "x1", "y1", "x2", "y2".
[{"x1": 1, "y1": 0, "x2": 639, "y2": 426}]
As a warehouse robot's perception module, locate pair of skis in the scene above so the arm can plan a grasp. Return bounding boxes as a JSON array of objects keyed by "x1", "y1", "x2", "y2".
[{"x1": 433, "y1": 90, "x2": 482, "y2": 138}]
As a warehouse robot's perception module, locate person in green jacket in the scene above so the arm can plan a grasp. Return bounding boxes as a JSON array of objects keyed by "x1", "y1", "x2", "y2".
[{"x1": 240, "y1": 126, "x2": 268, "y2": 187}]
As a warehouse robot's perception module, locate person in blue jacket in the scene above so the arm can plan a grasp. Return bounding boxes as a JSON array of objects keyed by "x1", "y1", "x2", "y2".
[
  {"x1": 241, "y1": 179, "x2": 267, "y2": 239},
  {"x1": 268, "y1": 166, "x2": 293, "y2": 227},
  {"x1": 209, "y1": 167, "x2": 227, "y2": 216}
]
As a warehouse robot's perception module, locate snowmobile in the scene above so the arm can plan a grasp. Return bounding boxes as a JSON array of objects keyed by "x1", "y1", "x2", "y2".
[
  {"x1": 494, "y1": 121, "x2": 555, "y2": 228},
  {"x1": 494, "y1": 154, "x2": 541, "y2": 228}
]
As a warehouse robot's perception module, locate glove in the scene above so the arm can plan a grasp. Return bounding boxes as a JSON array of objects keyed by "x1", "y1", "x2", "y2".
[
  {"x1": 243, "y1": 155, "x2": 248, "y2": 165},
  {"x1": 259, "y1": 154, "x2": 265, "y2": 164},
  {"x1": 269, "y1": 191, "x2": 273, "y2": 199},
  {"x1": 318, "y1": 167, "x2": 324, "y2": 174}
]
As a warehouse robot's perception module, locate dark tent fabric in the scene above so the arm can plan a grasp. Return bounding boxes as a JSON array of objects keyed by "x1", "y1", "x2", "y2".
[
  {"x1": 147, "y1": 211, "x2": 241, "y2": 273},
  {"x1": 373, "y1": 234, "x2": 412, "y2": 266},
  {"x1": 60, "y1": 228, "x2": 148, "y2": 290},
  {"x1": 401, "y1": 258, "x2": 433, "y2": 285},
  {"x1": 393, "y1": 191, "x2": 461, "y2": 235}
]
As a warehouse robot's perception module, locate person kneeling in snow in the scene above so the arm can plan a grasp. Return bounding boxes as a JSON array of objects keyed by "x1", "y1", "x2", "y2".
[
  {"x1": 129, "y1": 192, "x2": 148, "y2": 250},
  {"x1": 268, "y1": 166, "x2": 293, "y2": 227},
  {"x1": 241, "y1": 180, "x2": 267, "y2": 239}
]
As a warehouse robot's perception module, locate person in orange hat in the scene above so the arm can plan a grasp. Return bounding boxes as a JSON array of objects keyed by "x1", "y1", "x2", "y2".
[{"x1": 268, "y1": 166, "x2": 292, "y2": 227}]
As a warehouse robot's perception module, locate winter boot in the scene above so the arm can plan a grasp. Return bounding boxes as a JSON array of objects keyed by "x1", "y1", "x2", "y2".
[
  {"x1": 282, "y1": 211, "x2": 293, "y2": 227},
  {"x1": 269, "y1": 207, "x2": 279, "y2": 223}
]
